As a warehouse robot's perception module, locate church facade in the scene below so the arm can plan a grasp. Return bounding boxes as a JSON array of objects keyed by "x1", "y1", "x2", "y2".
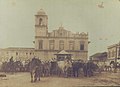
[{"x1": 34, "y1": 9, "x2": 89, "y2": 61}]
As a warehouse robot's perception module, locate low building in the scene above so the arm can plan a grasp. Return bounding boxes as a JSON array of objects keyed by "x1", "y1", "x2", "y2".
[
  {"x1": 0, "y1": 47, "x2": 34, "y2": 62},
  {"x1": 90, "y1": 52, "x2": 107, "y2": 65}
]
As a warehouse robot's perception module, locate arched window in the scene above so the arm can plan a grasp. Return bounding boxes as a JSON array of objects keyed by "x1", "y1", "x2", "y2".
[
  {"x1": 16, "y1": 52, "x2": 18, "y2": 56},
  {"x1": 80, "y1": 41, "x2": 85, "y2": 50},
  {"x1": 39, "y1": 40, "x2": 43, "y2": 49},
  {"x1": 59, "y1": 40, "x2": 64, "y2": 50},
  {"x1": 69, "y1": 41, "x2": 74, "y2": 50},
  {"x1": 112, "y1": 51, "x2": 114, "y2": 57},
  {"x1": 49, "y1": 40, "x2": 55, "y2": 50},
  {"x1": 108, "y1": 51, "x2": 111, "y2": 58},
  {"x1": 39, "y1": 18, "x2": 42, "y2": 25}
]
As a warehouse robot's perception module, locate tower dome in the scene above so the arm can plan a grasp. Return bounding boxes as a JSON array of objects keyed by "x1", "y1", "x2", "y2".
[{"x1": 37, "y1": 9, "x2": 46, "y2": 15}]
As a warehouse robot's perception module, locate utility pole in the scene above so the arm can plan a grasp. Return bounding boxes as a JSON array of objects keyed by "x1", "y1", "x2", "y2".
[
  {"x1": 114, "y1": 42, "x2": 120, "y2": 73},
  {"x1": 114, "y1": 44, "x2": 117, "y2": 73}
]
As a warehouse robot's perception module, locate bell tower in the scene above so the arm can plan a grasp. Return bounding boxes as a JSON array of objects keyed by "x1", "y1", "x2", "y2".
[{"x1": 35, "y1": 9, "x2": 48, "y2": 37}]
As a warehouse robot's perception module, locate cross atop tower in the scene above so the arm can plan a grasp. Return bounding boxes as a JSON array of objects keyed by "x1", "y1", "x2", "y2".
[{"x1": 60, "y1": 22, "x2": 63, "y2": 27}]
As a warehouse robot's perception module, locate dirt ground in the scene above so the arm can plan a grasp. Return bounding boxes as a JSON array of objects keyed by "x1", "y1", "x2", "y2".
[{"x1": 0, "y1": 71, "x2": 120, "y2": 87}]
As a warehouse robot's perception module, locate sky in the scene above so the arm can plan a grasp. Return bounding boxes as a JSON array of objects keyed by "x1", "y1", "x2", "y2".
[{"x1": 0, "y1": 0, "x2": 120, "y2": 56}]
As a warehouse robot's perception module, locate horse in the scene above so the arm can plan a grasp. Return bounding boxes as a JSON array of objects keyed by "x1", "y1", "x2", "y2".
[
  {"x1": 116, "y1": 62, "x2": 120, "y2": 71},
  {"x1": 29, "y1": 58, "x2": 41, "y2": 82},
  {"x1": 110, "y1": 61, "x2": 120, "y2": 72},
  {"x1": 104, "y1": 62, "x2": 112, "y2": 72},
  {"x1": 57, "y1": 59, "x2": 72, "y2": 77}
]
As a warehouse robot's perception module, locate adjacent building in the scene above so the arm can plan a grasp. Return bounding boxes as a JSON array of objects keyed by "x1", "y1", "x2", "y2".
[
  {"x1": 0, "y1": 47, "x2": 34, "y2": 62},
  {"x1": 107, "y1": 43, "x2": 120, "y2": 63}
]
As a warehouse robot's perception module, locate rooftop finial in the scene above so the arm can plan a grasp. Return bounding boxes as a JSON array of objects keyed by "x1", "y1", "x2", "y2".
[
  {"x1": 59, "y1": 22, "x2": 64, "y2": 29},
  {"x1": 37, "y1": 9, "x2": 46, "y2": 15},
  {"x1": 60, "y1": 22, "x2": 63, "y2": 27}
]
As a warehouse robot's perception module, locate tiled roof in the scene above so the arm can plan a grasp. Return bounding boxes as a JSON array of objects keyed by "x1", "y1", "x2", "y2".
[{"x1": 56, "y1": 50, "x2": 71, "y2": 55}]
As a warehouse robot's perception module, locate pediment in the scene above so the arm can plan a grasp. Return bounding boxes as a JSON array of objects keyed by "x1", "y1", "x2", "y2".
[{"x1": 48, "y1": 26, "x2": 88, "y2": 38}]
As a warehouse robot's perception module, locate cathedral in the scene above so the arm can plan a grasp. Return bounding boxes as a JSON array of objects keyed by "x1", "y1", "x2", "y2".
[
  {"x1": 0, "y1": 9, "x2": 89, "y2": 62},
  {"x1": 34, "y1": 9, "x2": 89, "y2": 61}
]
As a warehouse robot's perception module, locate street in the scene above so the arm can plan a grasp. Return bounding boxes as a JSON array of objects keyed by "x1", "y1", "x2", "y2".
[{"x1": 0, "y1": 72, "x2": 120, "y2": 87}]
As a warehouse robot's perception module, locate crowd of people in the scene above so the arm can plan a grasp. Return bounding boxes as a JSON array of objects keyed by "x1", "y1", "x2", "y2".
[
  {"x1": 0, "y1": 56, "x2": 119, "y2": 83},
  {"x1": 29, "y1": 57, "x2": 99, "y2": 82},
  {"x1": 0, "y1": 57, "x2": 30, "y2": 73}
]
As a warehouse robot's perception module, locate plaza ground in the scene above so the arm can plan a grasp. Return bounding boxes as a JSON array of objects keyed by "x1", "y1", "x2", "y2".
[{"x1": 0, "y1": 72, "x2": 120, "y2": 87}]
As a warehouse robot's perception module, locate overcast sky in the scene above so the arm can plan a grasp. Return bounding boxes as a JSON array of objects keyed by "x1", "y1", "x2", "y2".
[{"x1": 0, "y1": 0, "x2": 120, "y2": 56}]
